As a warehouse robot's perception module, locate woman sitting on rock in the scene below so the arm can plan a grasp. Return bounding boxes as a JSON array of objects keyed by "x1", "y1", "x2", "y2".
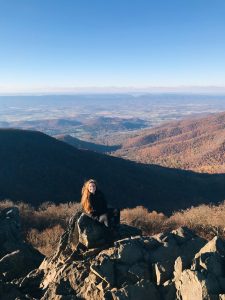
[{"x1": 81, "y1": 178, "x2": 120, "y2": 230}]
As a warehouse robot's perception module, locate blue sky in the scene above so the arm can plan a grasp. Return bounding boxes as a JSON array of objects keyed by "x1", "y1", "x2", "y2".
[{"x1": 0, "y1": 0, "x2": 225, "y2": 93}]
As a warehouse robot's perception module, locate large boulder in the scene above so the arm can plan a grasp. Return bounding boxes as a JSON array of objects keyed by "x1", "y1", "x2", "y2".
[
  {"x1": 77, "y1": 213, "x2": 111, "y2": 249},
  {"x1": 77, "y1": 213, "x2": 142, "y2": 249},
  {"x1": 0, "y1": 207, "x2": 22, "y2": 258},
  {"x1": 174, "y1": 236, "x2": 225, "y2": 300},
  {"x1": 150, "y1": 227, "x2": 206, "y2": 286},
  {"x1": 175, "y1": 269, "x2": 208, "y2": 300},
  {"x1": 0, "y1": 246, "x2": 44, "y2": 281},
  {"x1": 0, "y1": 207, "x2": 44, "y2": 282}
]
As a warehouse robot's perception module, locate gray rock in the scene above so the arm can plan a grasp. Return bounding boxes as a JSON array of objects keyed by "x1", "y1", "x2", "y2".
[
  {"x1": 0, "y1": 207, "x2": 22, "y2": 258},
  {"x1": 161, "y1": 280, "x2": 176, "y2": 300},
  {"x1": 91, "y1": 255, "x2": 115, "y2": 286},
  {"x1": 66, "y1": 210, "x2": 82, "y2": 252},
  {"x1": 41, "y1": 281, "x2": 78, "y2": 300},
  {"x1": 51, "y1": 211, "x2": 82, "y2": 261},
  {"x1": 218, "y1": 277, "x2": 225, "y2": 292},
  {"x1": 116, "y1": 224, "x2": 142, "y2": 239},
  {"x1": 193, "y1": 252, "x2": 225, "y2": 277},
  {"x1": 171, "y1": 226, "x2": 198, "y2": 245},
  {"x1": 140, "y1": 236, "x2": 161, "y2": 251},
  {"x1": 77, "y1": 214, "x2": 142, "y2": 250},
  {"x1": 112, "y1": 279, "x2": 160, "y2": 300},
  {"x1": 179, "y1": 235, "x2": 206, "y2": 268},
  {"x1": 0, "y1": 206, "x2": 44, "y2": 283},
  {"x1": 175, "y1": 269, "x2": 224, "y2": 300},
  {"x1": 115, "y1": 239, "x2": 144, "y2": 265},
  {"x1": 153, "y1": 260, "x2": 174, "y2": 285},
  {"x1": 114, "y1": 263, "x2": 129, "y2": 287},
  {"x1": 77, "y1": 213, "x2": 111, "y2": 249},
  {"x1": 195, "y1": 237, "x2": 225, "y2": 257},
  {"x1": 175, "y1": 269, "x2": 207, "y2": 300},
  {"x1": 128, "y1": 262, "x2": 151, "y2": 281},
  {"x1": 0, "y1": 246, "x2": 44, "y2": 281},
  {"x1": 19, "y1": 269, "x2": 45, "y2": 299},
  {"x1": 205, "y1": 273, "x2": 221, "y2": 295},
  {"x1": 150, "y1": 238, "x2": 180, "y2": 264},
  {"x1": 0, "y1": 277, "x2": 23, "y2": 300},
  {"x1": 174, "y1": 256, "x2": 187, "y2": 281}
]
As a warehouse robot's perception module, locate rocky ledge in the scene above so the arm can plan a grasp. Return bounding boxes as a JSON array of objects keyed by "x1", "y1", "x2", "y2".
[{"x1": 1, "y1": 208, "x2": 225, "y2": 300}]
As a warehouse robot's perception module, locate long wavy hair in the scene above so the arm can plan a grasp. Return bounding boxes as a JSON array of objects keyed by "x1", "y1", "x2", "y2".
[{"x1": 81, "y1": 178, "x2": 98, "y2": 213}]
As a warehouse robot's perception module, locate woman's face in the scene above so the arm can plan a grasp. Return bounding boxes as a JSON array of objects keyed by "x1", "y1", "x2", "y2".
[{"x1": 88, "y1": 182, "x2": 96, "y2": 194}]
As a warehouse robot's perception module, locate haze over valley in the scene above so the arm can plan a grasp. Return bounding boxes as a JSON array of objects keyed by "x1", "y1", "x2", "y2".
[{"x1": 1, "y1": 93, "x2": 225, "y2": 145}]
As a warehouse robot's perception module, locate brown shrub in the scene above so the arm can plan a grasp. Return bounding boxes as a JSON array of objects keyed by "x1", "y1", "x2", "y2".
[
  {"x1": 0, "y1": 199, "x2": 15, "y2": 210},
  {"x1": 121, "y1": 206, "x2": 168, "y2": 235},
  {"x1": 26, "y1": 225, "x2": 64, "y2": 256},
  {"x1": 33, "y1": 201, "x2": 82, "y2": 230},
  {"x1": 169, "y1": 201, "x2": 225, "y2": 240},
  {"x1": 0, "y1": 199, "x2": 81, "y2": 232},
  {"x1": 121, "y1": 202, "x2": 225, "y2": 240}
]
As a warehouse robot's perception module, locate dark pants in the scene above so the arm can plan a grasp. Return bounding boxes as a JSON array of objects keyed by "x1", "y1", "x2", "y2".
[{"x1": 97, "y1": 208, "x2": 120, "y2": 229}]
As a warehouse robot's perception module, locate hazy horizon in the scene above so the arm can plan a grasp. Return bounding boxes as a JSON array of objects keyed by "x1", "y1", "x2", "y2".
[{"x1": 1, "y1": 86, "x2": 225, "y2": 96}]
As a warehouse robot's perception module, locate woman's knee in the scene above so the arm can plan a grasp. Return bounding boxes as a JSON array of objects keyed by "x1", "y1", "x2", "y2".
[{"x1": 98, "y1": 213, "x2": 109, "y2": 227}]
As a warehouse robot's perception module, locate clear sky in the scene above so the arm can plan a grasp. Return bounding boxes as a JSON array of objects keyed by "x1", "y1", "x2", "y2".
[{"x1": 0, "y1": 0, "x2": 225, "y2": 93}]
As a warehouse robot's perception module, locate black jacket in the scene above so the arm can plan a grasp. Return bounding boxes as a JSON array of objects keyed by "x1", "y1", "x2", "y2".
[{"x1": 88, "y1": 190, "x2": 108, "y2": 217}]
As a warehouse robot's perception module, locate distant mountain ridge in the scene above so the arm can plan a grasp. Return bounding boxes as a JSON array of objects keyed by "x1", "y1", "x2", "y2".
[
  {"x1": 0, "y1": 118, "x2": 82, "y2": 128},
  {"x1": 1, "y1": 129, "x2": 225, "y2": 213},
  {"x1": 56, "y1": 134, "x2": 119, "y2": 153},
  {"x1": 0, "y1": 116, "x2": 148, "y2": 137},
  {"x1": 113, "y1": 111, "x2": 225, "y2": 173}
]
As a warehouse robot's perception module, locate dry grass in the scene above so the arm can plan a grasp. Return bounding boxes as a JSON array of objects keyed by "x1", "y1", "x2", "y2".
[
  {"x1": 169, "y1": 203, "x2": 225, "y2": 240},
  {"x1": 122, "y1": 202, "x2": 225, "y2": 240},
  {"x1": 1, "y1": 199, "x2": 225, "y2": 256},
  {"x1": 0, "y1": 199, "x2": 81, "y2": 230},
  {"x1": 26, "y1": 225, "x2": 65, "y2": 256},
  {"x1": 121, "y1": 206, "x2": 168, "y2": 235}
]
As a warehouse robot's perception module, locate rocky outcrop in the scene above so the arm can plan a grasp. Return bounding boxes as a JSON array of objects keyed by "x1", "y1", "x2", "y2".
[
  {"x1": 174, "y1": 236, "x2": 225, "y2": 300},
  {"x1": 1, "y1": 208, "x2": 225, "y2": 299},
  {"x1": 17, "y1": 214, "x2": 225, "y2": 300},
  {"x1": 0, "y1": 206, "x2": 45, "y2": 299}
]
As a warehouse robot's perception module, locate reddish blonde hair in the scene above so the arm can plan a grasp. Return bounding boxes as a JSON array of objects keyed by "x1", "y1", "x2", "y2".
[{"x1": 81, "y1": 179, "x2": 98, "y2": 213}]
